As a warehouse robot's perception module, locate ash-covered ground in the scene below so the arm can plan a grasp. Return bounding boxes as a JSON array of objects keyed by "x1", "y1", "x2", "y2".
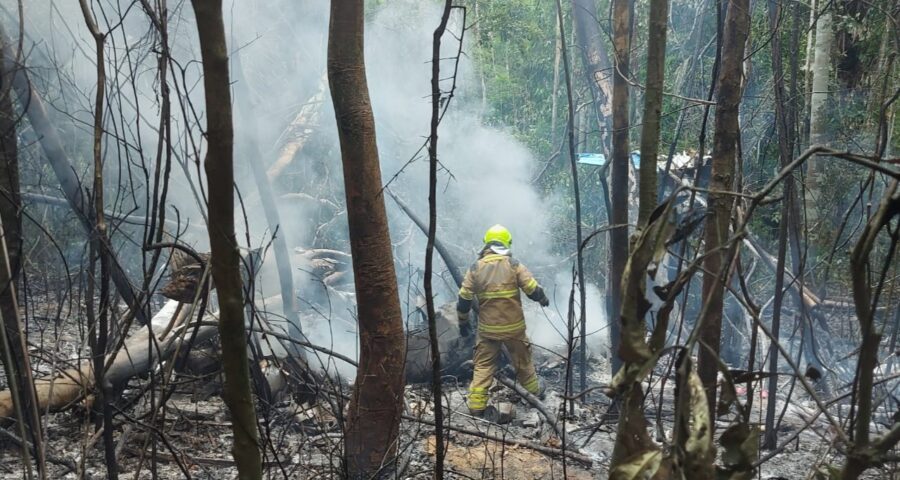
[{"x1": 0, "y1": 298, "x2": 894, "y2": 479}]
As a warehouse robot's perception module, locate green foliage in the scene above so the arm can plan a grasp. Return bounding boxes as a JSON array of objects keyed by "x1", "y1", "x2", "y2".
[
  {"x1": 465, "y1": 0, "x2": 560, "y2": 156},
  {"x1": 463, "y1": 0, "x2": 898, "y2": 305},
  {"x1": 610, "y1": 450, "x2": 665, "y2": 480}
]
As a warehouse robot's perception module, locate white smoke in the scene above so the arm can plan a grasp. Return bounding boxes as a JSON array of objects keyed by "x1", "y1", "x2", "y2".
[{"x1": 7, "y1": 0, "x2": 609, "y2": 374}]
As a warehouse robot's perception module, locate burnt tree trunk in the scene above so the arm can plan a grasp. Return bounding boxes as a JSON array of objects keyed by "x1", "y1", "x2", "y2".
[
  {"x1": 555, "y1": 0, "x2": 589, "y2": 394},
  {"x1": 571, "y1": 0, "x2": 614, "y2": 154},
  {"x1": 697, "y1": 0, "x2": 750, "y2": 419},
  {"x1": 426, "y1": 3, "x2": 455, "y2": 478},
  {"x1": 327, "y1": 1, "x2": 407, "y2": 477},
  {"x1": 637, "y1": 0, "x2": 669, "y2": 224},
  {"x1": 232, "y1": 50, "x2": 307, "y2": 361},
  {"x1": 0, "y1": 34, "x2": 46, "y2": 477},
  {"x1": 190, "y1": 1, "x2": 262, "y2": 478},
  {"x1": 609, "y1": 0, "x2": 634, "y2": 376},
  {"x1": 77, "y1": 2, "x2": 117, "y2": 475}
]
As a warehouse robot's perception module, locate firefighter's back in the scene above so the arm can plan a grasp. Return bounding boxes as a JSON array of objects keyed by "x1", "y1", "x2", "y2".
[{"x1": 469, "y1": 253, "x2": 526, "y2": 339}]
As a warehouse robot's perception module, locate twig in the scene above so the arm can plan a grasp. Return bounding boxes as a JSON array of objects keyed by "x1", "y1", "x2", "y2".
[{"x1": 0, "y1": 427, "x2": 75, "y2": 474}]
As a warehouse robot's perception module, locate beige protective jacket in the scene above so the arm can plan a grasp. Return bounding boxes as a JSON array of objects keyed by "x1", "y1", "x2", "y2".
[{"x1": 456, "y1": 249, "x2": 547, "y2": 340}]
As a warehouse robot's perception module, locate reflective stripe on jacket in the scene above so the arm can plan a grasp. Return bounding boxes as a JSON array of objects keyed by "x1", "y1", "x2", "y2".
[{"x1": 457, "y1": 252, "x2": 541, "y2": 339}]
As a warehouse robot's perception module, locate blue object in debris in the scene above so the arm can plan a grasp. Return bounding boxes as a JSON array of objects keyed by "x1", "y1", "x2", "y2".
[
  {"x1": 576, "y1": 153, "x2": 606, "y2": 166},
  {"x1": 577, "y1": 152, "x2": 643, "y2": 168},
  {"x1": 630, "y1": 151, "x2": 641, "y2": 168}
]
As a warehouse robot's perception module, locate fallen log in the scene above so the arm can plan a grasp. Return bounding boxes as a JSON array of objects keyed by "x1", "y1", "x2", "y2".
[
  {"x1": 123, "y1": 447, "x2": 303, "y2": 468},
  {"x1": 266, "y1": 77, "x2": 327, "y2": 182},
  {"x1": 0, "y1": 301, "x2": 216, "y2": 420},
  {"x1": 293, "y1": 248, "x2": 351, "y2": 279},
  {"x1": 294, "y1": 247, "x2": 352, "y2": 263}
]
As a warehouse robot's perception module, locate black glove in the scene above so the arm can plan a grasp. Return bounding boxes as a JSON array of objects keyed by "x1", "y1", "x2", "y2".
[
  {"x1": 539, "y1": 295, "x2": 550, "y2": 307},
  {"x1": 459, "y1": 322, "x2": 472, "y2": 338}
]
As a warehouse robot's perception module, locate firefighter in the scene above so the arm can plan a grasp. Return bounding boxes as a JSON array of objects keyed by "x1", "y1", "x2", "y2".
[{"x1": 457, "y1": 224, "x2": 550, "y2": 416}]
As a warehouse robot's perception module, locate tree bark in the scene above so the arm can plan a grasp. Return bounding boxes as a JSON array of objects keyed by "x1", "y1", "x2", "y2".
[
  {"x1": 806, "y1": 1, "x2": 833, "y2": 220},
  {"x1": 189, "y1": 1, "x2": 262, "y2": 478},
  {"x1": 697, "y1": 0, "x2": 750, "y2": 419},
  {"x1": 637, "y1": 0, "x2": 669, "y2": 225},
  {"x1": 842, "y1": 180, "x2": 899, "y2": 479},
  {"x1": 327, "y1": 2, "x2": 407, "y2": 477},
  {"x1": 571, "y1": 0, "x2": 614, "y2": 152},
  {"x1": 609, "y1": 0, "x2": 633, "y2": 376}
]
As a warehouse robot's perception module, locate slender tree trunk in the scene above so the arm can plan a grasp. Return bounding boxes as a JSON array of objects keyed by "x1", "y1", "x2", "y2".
[
  {"x1": 637, "y1": 0, "x2": 669, "y2": 224},
  {"x1": 697, "y1": 0, "x2": 750, "y2": 419},
  {"x1": 0, "y1": 34, "x2": 45, "y2": 480},
  {"x1": 764, "y1": 0, "x2": 797, "y2": 449},
  {"x1": 327, "y1": 2, "x2": 406, "y2": 477},
  {"x1": 556, "y1": 0, "x2": 589, "y2": 398},
  {"x1": 77, "y1": 2, "x2": 117, "y2": 476},
  {"x1": 787, "y1": 0, "x2": 822, "y2": 389},
  {"x1": 803, "y1": 0, "x2": 817, "y2": 107},
  {"x1": 609, "y1": 0, "x2": 633, "y2": 376},
  {"x1": 426, "y1": 3, "x2": 454, "y2": 478},
  {"x1": 190, "y1": 2, "x2": 262, "y2": 478},
  {"x1": 232, "y1": 51, "x2": 307, "y2": 361},
  {"x1": 550, "y1": 18, "x2": 562, "y2": 142},
  {"x1": 871, "y1": 15, "x2": 896, "y2": 161},
  {"x1": 387, "y1": 190, "x2": 464, "y2": 287},
  {"x1": 806, "y1": 0, "x2": 833, "y2": 221},
  {"x1": 842, "y1": 179, "x2": 899, "y2": 479}
]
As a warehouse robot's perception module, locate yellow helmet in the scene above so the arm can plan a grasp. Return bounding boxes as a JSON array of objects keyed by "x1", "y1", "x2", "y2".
[{"x1": 483, "y1": 224, "x2": 512, "y2": 248}]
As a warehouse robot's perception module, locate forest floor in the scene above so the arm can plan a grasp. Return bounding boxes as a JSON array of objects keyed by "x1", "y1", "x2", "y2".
[{"x1": 0, "y1": 302, "x2": 894, "y2": 479}]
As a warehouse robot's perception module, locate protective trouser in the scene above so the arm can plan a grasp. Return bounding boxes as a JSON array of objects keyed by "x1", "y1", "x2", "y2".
[{"x1": 467, "y1": 330, "x2": 540, "y2": 412}]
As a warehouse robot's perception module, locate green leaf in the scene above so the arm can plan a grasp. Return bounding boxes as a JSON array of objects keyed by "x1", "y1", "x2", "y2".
[
  {"x1": 684, "y1": 369, "x2": 715, "y2": 476},
  {"x1": 717, "y1": 423, "x2": 760, "y2": 480}
]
